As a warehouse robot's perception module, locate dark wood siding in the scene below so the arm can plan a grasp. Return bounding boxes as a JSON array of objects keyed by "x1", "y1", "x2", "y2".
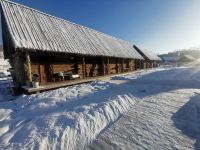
[{"x1": 29, "y1": 53, "x2": 140, "y2": 85}]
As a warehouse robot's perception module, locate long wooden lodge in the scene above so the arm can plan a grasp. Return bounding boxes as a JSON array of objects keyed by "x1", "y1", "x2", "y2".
[
  {"x1": 0, "y1": 0, "x2": 161, "y2": 93},
  {"x1": 133, "y1": 45, "x2": 161, "y2": 69}
]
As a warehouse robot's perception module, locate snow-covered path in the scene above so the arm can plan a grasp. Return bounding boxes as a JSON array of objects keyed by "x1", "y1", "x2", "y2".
[
  {"x1": 90, "y1": 66, "x2": 200, "y2": 150},
  {"x1": 89, "y1": 88, "x2": 199, "y2": 150}
]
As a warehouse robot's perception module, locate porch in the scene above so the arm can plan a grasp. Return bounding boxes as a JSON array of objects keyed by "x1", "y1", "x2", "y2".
[
  {"x1": 22, "y1": 77, "x2": 96, "y2": 94},
  {"x1": 22, "y1": 71, "x2": 134, "y2": 94}
]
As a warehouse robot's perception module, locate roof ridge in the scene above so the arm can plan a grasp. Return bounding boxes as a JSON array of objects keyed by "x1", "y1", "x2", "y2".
[{"x1": 1, "y1": 0, "x2": 129, "y2": 44}]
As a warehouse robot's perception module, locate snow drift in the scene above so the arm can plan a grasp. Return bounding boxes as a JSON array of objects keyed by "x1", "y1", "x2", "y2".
[{"x1": 0, "y1": 81, "x2": 138, "y2": 150}]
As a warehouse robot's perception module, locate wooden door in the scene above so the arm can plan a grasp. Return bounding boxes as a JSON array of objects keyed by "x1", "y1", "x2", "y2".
[{"x1": 39, "y1": 64, "x2": 53, "y2": 84}]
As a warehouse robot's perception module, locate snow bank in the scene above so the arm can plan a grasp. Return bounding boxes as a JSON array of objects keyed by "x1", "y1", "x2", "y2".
[{"x1": 0, "y1": 81, "x2": 138, "y2": 149}]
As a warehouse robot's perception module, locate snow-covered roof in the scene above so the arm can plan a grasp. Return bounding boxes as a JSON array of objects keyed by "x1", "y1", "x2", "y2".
[
  {"x1": 160, "y1": 56, "x2": 179, "y2": 62},
  {"x1": 0, "y1": 0, "x2": 143, "y2": 59},
  {"x1": 180, "y1": 55, "x2": 196, "y2": 61},
  {"x1": 133, "y1": 45, "x2": 161, "y2": 61}
]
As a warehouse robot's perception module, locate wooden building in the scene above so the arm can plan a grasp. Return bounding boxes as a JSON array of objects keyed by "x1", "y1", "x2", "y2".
[
  {"x1": 0, "y1": 0, "x2": 149, "y2": 92},
  {"x1": 133, "y1": 45, "x2": 161, "y2": 69}
]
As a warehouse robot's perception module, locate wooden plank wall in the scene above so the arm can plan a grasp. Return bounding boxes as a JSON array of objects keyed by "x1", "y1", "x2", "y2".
[
  {"x1": 11, "y1": 52, "x2": 27, "y2": 85},
  {"x1": 105, "y1": 58, "x2": 110, "y2": 75},
  {"x1": 131, "y1": 60, "x2": 135, "y2": 71},
  {"x1": 109, "y1": 58, "x2": 117, "y2": 74},
  {"x1": 77, "y1": 57, "x2": 84, "y2": 79},
  {"x1": 85, "y1": 57, "x2": 101, "y2": 77},
  {"x1": 143, "y1": 62, "x2": 147, "y2": 69},
  {"x1": 135, "y1": 59, "x2": 140, "y2": 70},
  {"x1": 31, "y1": 64, "x2": 40, "y2": 75},
  {"x1": 124, "y1": 59, "x2": 133, "y2": 72},
  {"x1": 30, "y1": 54, "x2": 136, "y2": 84}
]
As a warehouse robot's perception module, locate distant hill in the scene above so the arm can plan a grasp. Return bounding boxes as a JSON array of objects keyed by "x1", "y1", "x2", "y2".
[{"x1": 159, "y1": 49, "x2": 200, "y2": 59}]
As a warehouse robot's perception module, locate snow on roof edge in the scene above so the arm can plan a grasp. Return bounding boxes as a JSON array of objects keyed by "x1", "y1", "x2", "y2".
[
  {"x1": 133, "y1": 45, "x2": 161, "y2": 61},
  {"x1": 0, "y1": 0, "x2": 144, "y2": 59}
]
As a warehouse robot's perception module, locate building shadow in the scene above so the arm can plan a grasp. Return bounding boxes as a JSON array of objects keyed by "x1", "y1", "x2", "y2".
[{"x1": 172, "y1": 94, "x2": 200, "y2": 149}]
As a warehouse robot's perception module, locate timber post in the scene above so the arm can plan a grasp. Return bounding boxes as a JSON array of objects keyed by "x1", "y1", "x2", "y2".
[
  {"x1": 140, "y1": 60, "x2": 142, "y2": 69},
  {"x1": 107, "y1": 57, "x2": 110, "y2": 75},
  {"x1": 101, "y1": 57, "x2": 105, "y2": 76},
  {"x1": 25, "y1": 52, "x2": 32, "y2": 82},
  {"x1": 130, "y1": 59, "x2": 133, "y2": 71},
  {"x1": 132, "y1": 59, "x2": 135, "y2": 71},
  {"x1": 82, "y1": 56, "x2": 85, "y2": 78}
]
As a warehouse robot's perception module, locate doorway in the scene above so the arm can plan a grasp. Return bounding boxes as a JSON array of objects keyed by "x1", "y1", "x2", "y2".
[{"x1": 39, "y1": 64, "x2": 53, "y2": 84}]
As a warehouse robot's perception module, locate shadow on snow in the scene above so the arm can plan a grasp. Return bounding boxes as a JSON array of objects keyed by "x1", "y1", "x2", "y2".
[{"x1": 172, "y1": 94, "x2": 200, "y2": 150}]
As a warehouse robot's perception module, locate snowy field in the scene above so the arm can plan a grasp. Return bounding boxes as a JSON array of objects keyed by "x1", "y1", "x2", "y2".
[{"x1": 0, "y1": 64, "x2": 200, "y2": 149}]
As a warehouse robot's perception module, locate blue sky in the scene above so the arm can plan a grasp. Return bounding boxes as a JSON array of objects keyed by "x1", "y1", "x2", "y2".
[{"x1": 1, "y1": 0, "x2": 200, "y2": 54}]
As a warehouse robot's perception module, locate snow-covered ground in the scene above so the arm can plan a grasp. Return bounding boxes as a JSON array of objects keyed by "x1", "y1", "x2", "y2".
[
  {"x1": 89, "y1": 86, "x2": 200, "y2": 150},
  {"x1": 0, "y1": 64, "x2": 200, "y2": 150},
  {"x1": 0, "y1": 58, "x2": 10, "y2": 76},
  {"x1": 89, "y1": 64, "x2": 200, "y2": 150}
]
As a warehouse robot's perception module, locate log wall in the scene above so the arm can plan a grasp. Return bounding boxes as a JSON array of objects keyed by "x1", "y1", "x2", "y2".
[
  {"x1": 85, "y1": 57, "x2": 102, "y2": 77},
  {"x1": 31, "y1": 64, "x2": 40, "y2": 75},
  {"x1": 10, "y1": 52, "x2": 27, "y2": 85},
  {"x1": 29, "y1": 53, "x2": 138, "y2": 85}
]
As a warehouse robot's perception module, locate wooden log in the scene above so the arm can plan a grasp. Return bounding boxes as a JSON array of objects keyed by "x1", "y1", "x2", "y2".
[
  {"x1": 128, "y1": 59, "x2": 132, "y2": 71},
  {"x1": 101, "y1": 57, "x2": 105, "y2": 76},
  {"x1": 25, "y1": 52, "x2": 32, "y2": 82},
  {"x1": 122, "y1": 59, "x2": 124, "y2": 73},
  {"x1": 31, "y1": 64, "x2": 39, "y2": 75},
  {"x1": 82, "y1": 56, "x2": 85, "y2": 78},
  {"x1": 107, "y1": 57, "x2": 110, "y2": 75}
]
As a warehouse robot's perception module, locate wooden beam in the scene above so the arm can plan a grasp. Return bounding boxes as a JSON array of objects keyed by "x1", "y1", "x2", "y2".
[
  {"x1": 132, "y1": 59, "x2": 135, "y2": 71},
  {"x1": 25, "y1": 52, "x2": 32, "y2": 82},
  {"x1": 107, "y1": 57, "x2": 110, "y2": 75},
  {"x1": 130, "y1": 59, "x2": 132, "y2": 71},
  {"x1": 122, "y1": 59, "x2": 124, "y2": 73},
  {"x1": 82, "y1": 56, "x2": 85, "y2": 78},
  {"x1": 130, "y1": 59, "x2": 133, "y2": 71},
  {"x1": 101, "y1": 57, "x2": 105, "y2": 76},
  {"x1": 116, "y1": 58, "x2": 119, "y2": 73}
]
